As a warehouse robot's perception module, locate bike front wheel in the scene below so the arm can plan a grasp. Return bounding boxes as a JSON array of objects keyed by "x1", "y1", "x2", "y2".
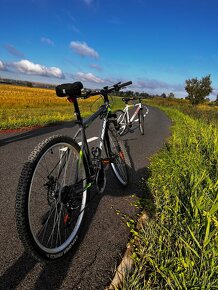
[
  {"x1": 16, "y1": 135, "x2": 88, "y2": 262},
  {"x1": 138, "y1": 109, "x2": 144, "y2": 135},
  {"x1": 105, "y1": 126, "x2": 131, "y2": 186}
]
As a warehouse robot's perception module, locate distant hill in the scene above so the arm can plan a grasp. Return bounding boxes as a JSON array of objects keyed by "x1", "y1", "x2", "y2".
[{"x1": 0, "y1": 78, "x2": 56, "y2": 90}]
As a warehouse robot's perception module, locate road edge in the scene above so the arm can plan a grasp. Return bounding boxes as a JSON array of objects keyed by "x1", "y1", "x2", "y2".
[{"x1": 105, "y1": 212, "x2": 150, "y2": 290}]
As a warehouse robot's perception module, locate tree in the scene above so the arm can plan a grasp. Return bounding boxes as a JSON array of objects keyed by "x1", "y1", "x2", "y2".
[
  {"x1": 168, "y1": 92, "x2": 175, "y2": 99},
  {"x1": 185, "y1": 75, "x2": 213, "y2": 105},
  {"x1": 160, "y1": 93, "x2": 167, "y2": 98}
]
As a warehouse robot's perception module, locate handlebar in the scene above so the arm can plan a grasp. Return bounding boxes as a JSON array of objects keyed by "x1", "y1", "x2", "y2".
[
  {"x1": 85, "y1": 81, "x2": 132, "y2": 97},
  {"x1": 56, "y1": 80, "x2": 132, "y2": 99},
  {"x1": 102, "y1": 81, "x2": 132, "y2": 94},
  {"x1": 119, "y1": 81, "x2": 133, "y2": 88}
]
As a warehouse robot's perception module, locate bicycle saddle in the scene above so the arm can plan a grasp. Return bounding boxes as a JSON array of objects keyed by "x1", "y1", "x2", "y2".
[
  {"x1": 122, "y1": 97, "x2": 135, "y2": 103},
  {"x1": 56, "y1": 82, "x2": 83, "y2": 97}
]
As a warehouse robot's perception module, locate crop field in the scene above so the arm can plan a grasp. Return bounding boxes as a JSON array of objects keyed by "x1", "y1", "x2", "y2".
[
  {"x1": 0, "y1": 84, "x2": 123, "y2": 130},
  {"x1": 123, "y1": 100, "x2": 218, "y2": 289}
]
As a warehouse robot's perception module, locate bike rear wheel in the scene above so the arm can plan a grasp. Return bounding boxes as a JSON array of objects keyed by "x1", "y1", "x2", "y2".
[
  {"x1": 105, "y1": 125, "x2": 131, "y2": 186},
  {"x1": 138, "y1": 109, "x2": 144, "y2": 135},
  {"x1": 16, "y1": 135, "x2": 88, "y2": 262},
  {"x1": 115, "y1": 110, "x2": 127, "y2": 135}
]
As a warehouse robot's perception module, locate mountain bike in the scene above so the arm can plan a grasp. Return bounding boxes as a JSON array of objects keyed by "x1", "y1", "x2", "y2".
[
  {"x1": 15, "y1": 80, "x2": 132, "y2": 262},
  {"x1": 115, "y1": 97, "x2": 145, "y2": 135}
]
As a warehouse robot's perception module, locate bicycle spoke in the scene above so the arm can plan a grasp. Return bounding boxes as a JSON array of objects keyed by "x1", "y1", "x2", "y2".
[
  {"x1": 56, "y1": 203, "x2": 63, "y2": 248},
  {"x1": 37, "y1": 205, "x2": 56, "y2": 244},
  {"x1": 46, "y1": 200, "x2": 62, "y2": 248}
]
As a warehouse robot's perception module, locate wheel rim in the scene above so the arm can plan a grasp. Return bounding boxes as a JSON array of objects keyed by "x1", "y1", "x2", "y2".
[{"x1": 28, "y1": 142, "x2": 87, "y2": 254}]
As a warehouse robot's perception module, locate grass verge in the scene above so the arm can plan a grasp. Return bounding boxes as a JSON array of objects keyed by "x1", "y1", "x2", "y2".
[{"x1": 122, "y1": 106, "x2": 218, "y2": 289}]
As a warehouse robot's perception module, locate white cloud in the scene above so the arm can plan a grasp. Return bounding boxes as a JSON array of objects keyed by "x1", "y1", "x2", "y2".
[
  {"x1": 41, "y1": 37, "x2": 54, "y2": 46},
  {"x1": 212, "y1": 88, "x2": 218, "y2": 97},
  {"x1": 14, "y1": 59, "x2": 64, "y2": 78},
  {"x1": 70, "y1": 41, "x2": 99, "y2": 58},
  {"x1": 0, "y1": 60, "x2": 5, "y2": 70},
  {"x1": 76, "y1": 72, "x2": 104, "y2": 83}
]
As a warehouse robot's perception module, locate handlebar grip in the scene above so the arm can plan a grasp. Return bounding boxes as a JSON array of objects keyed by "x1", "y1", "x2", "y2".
[
  {"x1": 119, "y1": 81, "x2": 132, "y2": 88},
  {"x1": 114, "y1": 81, "x2": 122, "y2": 86}
]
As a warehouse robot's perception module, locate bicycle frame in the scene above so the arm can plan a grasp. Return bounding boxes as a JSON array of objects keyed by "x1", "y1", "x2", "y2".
[
  {"x1": 15, "y1": 80, "x2": 132, "y2": 263},
  {"x1": 68, "y1": 95, "x2": 111, "y2": 181},
  {"x1": 122, "y1": 99, "x2": 142, "y2": 124}
]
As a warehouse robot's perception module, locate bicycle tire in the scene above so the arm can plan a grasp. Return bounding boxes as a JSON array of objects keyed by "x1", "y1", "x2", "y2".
[
  {"x1": 115, "y1": 110, "x2": 128, "y2": 136},
  {"x1": 105, "y1": 124, "x2": 131, "y2": 186},
  {"x1": 138, "y1": 109, "x2": 144, "y2": 135},
  {"x1": 15, "y1": 135, "x2": 88, "y2": 262}
]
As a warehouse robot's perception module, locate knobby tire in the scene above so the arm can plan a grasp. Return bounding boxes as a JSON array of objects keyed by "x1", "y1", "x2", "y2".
[{"x1": 15, "y1": 135, "x2": 88, "y2": 262}]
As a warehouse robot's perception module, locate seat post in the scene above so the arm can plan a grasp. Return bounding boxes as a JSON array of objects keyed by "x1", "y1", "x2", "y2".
[{"x1": 68, "y1": 96, "x2": 82, "y2": 123}]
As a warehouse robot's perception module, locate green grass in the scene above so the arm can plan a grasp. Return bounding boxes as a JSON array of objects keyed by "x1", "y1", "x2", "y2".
[
  {"x1": 144, "y1": 97, "x2": 218, "y2": 124},
  {"x1": 122, "y1": 104, "x2": 218, "y2": 290}
]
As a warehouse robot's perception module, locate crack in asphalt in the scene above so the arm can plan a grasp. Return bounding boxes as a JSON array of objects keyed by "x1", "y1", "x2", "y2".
[{"x1": 72, "y1": 250, "x2": 99, "y2": 289}]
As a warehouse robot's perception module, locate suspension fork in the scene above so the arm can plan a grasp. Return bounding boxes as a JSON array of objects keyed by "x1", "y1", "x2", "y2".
[
  {"x1": 103, "y1": 125, "x2": 111, "y2": 161},
  {"x1": 103, "y1": 119, "x2": 117, "y2": 158}
]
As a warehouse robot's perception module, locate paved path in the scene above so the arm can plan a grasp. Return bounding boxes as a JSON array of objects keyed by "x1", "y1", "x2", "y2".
[{"x1": 0, "y1": 106, "x2": 171, "y2": 290}]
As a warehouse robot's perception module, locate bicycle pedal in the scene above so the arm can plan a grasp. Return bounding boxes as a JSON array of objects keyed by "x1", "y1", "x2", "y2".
[
  {"x1": 102, "y1": 158, "x2": 110, "y2": 165},
  {"x1": 63, "y1": 214, "x2": 70, "y2": 225}
]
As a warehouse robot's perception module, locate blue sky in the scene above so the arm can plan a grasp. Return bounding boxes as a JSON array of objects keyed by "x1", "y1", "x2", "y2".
[{"x1": 0, "y1": 0, "x2": 218, "y2": 99}]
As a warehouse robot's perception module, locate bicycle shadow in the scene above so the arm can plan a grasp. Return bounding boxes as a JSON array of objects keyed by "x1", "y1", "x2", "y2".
[
  {"x1": 0, "y1": 121, "x2": 77, "y2": 147},
  {"x1": 0, "y1": 162, "x2": 155, "y2": 290}
]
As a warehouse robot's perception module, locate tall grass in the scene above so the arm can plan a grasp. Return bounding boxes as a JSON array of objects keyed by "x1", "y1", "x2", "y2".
[
  {"x1": 144, "y1": 97, "x2": 218, "y2": 124},
  {"x1": 0, "y1": 85, "x2": 123, "y2": 129},
  {"x1": 123, "y1": 107, "x2": 218, "y2": 289}
]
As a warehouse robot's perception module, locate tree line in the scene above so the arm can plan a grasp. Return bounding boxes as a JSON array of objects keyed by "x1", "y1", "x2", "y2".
[
  {"x1": 115, "y1": 90, "x2": 175, "y2": 99},
  {"x1": 117, "y1": 75, "x2": 217, "y2": 106}
]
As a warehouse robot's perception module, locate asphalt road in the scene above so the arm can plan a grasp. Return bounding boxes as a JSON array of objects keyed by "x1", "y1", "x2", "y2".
[{"x1": 0, "y1": 106, "x2": 171, "y2": 290}]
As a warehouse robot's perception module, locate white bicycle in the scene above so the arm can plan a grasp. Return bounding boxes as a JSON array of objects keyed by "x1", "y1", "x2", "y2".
[{"x1": 115, "y1": 97, "x2": 147, "y2": 136}]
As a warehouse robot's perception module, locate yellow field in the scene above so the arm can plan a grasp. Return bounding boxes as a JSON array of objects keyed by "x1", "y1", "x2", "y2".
[
  {"x1": 1, "y1": 85, "x2": 60, "y2": 107},
  {"x1": 0, "y1": 85, "x2": 103, "y2": 107},
  {"x1": 3, "y1": 84, "x2": 216, "y2": 131},
  {"x1": 0, "y1": 84, "x2": 122, "y2": 130}
]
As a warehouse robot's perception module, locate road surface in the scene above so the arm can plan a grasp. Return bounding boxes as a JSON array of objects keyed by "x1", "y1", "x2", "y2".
[{"x1": 0, "y1": 106, "x2": 171, "y2": 290}]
